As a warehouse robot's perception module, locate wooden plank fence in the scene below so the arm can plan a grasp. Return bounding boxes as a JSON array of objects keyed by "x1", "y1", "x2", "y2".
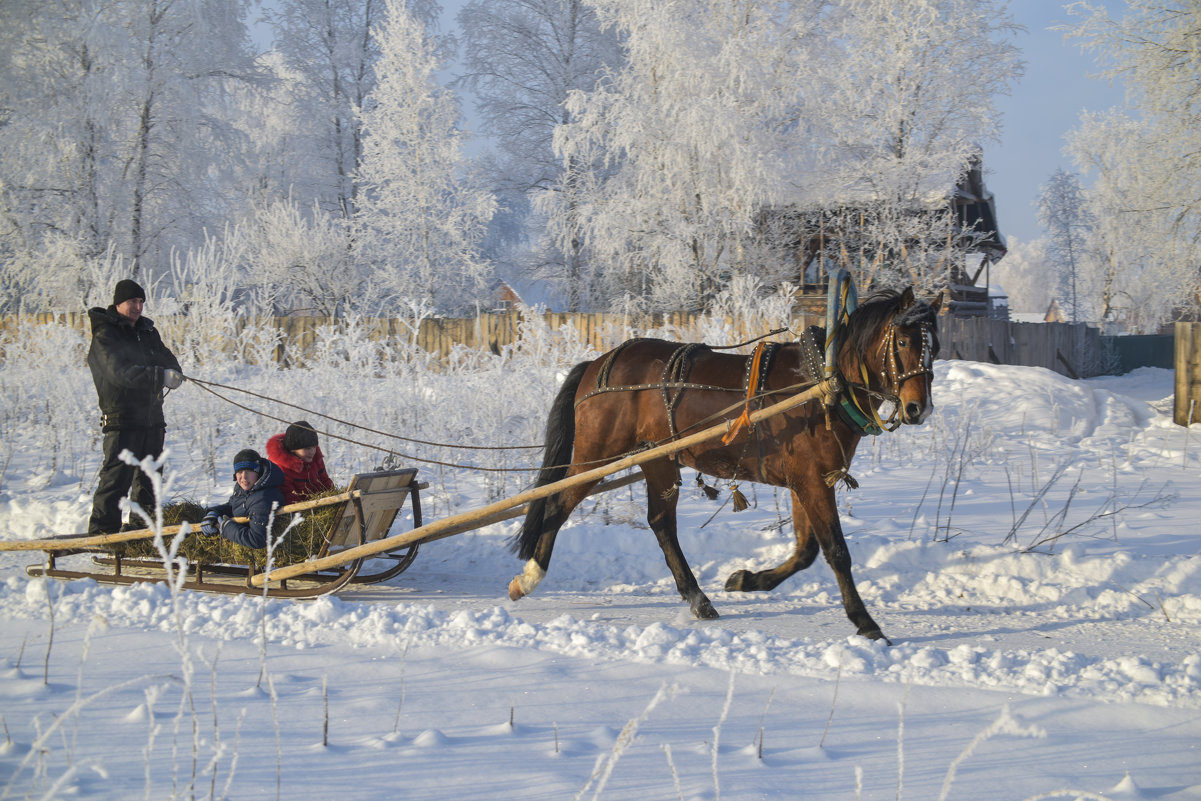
[{"x1": 0, "y1": 309, "x2": 1132, "y2": 382}]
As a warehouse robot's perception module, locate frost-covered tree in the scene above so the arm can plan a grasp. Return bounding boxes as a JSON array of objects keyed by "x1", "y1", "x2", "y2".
[
  {"x1": 456, "y1": 0, "x2": 623, "y2": 310},
  {"x1": 808, "y1": 0, "x2": 1022, "y2": 292},
  {"x1": 1038, "y1": 169, "x2": 1093, "y2": 323},
  {"x1": 545, "y1": 0, "x2": 1020, "y2": 313},
  {"x1": 262, "y1": 0, "x2": 434, "y2": 218},
  {"x1": 547, "y1": 0, "x2": 833, "y2": 313},
  {"x1": 356, "y1": 0, "x2": 496, "y2": 313},
  {"x1": 1068, "y1": 110, "x2": 1194, "y2": 332},
  {"x1": 990, "y1": 236, "x2": 1053, "y2": 316},
  {"x1": 1067, "y1": 0, "x2": 1201, "y2": 327},
  {"x1": 0, "y1": 0, "x2": 260, "y2": 308}
]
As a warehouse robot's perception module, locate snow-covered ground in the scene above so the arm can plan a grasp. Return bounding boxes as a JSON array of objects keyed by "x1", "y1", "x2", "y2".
[{"x1": 1, "y1": 343, "x2": 1198, "y2": 800}]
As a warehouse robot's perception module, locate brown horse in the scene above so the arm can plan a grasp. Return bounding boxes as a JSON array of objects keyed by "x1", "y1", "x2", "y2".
[{"x1": 508, "y1": 287, "x2": 941, "y2": 642}]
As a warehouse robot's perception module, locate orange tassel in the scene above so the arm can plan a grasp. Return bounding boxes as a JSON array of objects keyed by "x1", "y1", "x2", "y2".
[{"x1": 722, "y1": 342, "x2": 767, "y2": 445}]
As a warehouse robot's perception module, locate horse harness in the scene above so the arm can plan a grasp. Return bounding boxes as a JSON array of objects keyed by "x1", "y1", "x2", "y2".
[
  {"x1": 577, "y1": 305, "x2": 933, "y2": 439},
  {"x1": 579, "y1": 337, "x2": 794, "y2": 442},
  {"x1": 837, "y1": 318, "x2": 937, "y2": 435}
]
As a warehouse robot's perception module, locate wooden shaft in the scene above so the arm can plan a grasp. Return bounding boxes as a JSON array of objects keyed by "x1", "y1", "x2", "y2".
[
  {"x1": 0, "y1": 491, "x2": 366, "y2": 553},
  {"x1": 251, "y1": 380, "x2": 836, "y2": 586}
]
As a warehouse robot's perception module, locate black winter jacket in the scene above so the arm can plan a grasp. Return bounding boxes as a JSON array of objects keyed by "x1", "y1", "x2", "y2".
[
  {"x1": 205, "y1": 460, "x2": 287, "y2": 549},
  {"x1": 87, "y1": 306, "x2": 182, "y2": 430}
]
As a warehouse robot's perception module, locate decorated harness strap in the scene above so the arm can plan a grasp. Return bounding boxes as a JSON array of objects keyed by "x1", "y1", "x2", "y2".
[{"x1": 721, "y1": 341, "x2": 777, "y2": 445}]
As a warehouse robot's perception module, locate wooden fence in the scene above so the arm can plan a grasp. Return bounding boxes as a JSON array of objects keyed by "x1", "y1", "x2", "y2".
[
  {"x1": 0, "y1": 309, "x2": 1134, "y2": 380},
  {"x1": 936, "y1": 317, "x2": 1104, "y2": 379}
]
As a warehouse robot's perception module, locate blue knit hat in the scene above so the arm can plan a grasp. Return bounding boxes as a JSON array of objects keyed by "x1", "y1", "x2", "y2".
[{"x1": 233, "y1": 448, "x2": 261, "y2": 479}]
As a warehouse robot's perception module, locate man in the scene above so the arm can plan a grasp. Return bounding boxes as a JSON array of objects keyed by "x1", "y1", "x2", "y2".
[{"x1": 86, "y1": 279, "x2": 184, "y2": 535}]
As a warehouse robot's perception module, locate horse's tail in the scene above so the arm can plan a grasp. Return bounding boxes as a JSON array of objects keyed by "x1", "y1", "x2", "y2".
[{"x1": 512, "y1": 360, "x2": 590, "y2": 559}]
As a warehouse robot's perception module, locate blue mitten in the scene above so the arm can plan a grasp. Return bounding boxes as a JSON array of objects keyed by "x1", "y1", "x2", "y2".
[{"x1": 200, "y1": 513, "x2": 220, "y2": 537}]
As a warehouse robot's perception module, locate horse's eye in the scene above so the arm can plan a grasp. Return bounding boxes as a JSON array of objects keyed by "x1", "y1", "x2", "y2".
[{"x1": 897, "y1": 337, "x2": 910, "y2": 348}]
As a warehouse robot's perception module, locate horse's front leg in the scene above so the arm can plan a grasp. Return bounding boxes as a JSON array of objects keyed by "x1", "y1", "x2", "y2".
[
  {"x1": 643, "y1": 459, "x2": 718, "y2": 619},
  {"x1": 724, "y1": 491, "x2": 821, "y2": 592},
  {"x1": 804, "y1": 487, "x2": 889, "y2": 643}
]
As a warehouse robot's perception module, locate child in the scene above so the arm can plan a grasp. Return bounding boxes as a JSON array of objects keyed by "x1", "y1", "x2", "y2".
[
  {"x1": 200, "y1": 449, "x2": 285, "y2": 549},
  {"x1": 266, "y1": 420, "x2": 334, "y2": 505}
]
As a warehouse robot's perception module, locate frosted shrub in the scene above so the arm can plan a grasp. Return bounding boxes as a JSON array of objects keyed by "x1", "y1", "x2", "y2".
[
  {"x1": 163, "y1": 231, "x2": 245, "y2": 368},
  {"x1": 303, "y1": 314, "x2": 390, "y2": 375},
  {"x1": 0, "y1": 321, "x2": 95, "y2": 483},
  {"x1": 503, "y1": 304, "x2": 600, "y2": 369}
]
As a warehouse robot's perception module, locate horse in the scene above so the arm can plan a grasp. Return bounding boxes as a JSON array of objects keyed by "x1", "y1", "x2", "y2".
[{"x1": 508, "y1": 287, "x2": 941, "y2": 642}]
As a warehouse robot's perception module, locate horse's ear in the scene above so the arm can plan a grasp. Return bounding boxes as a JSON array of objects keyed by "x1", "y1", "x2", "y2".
[
  {"x1": 930, "y1": 290, "x2": 944, "y2": 314},
  {"x1": 899, "y1": 286, "x2": 915, "y2": 309}
]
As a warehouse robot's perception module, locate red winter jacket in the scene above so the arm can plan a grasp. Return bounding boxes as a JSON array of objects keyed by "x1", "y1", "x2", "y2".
[{"x1": 265, "y1": 433, "x2": 334, "y2": 506}]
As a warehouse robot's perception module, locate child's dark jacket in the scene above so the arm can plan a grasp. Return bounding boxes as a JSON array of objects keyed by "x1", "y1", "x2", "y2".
[{"x1": 205, "y1": 461, "x2": 286, "y2": 549}]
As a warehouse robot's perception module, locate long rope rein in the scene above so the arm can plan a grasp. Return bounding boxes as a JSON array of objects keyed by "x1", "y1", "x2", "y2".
[
  {"x1": 187, "y1": 377, "x2": 529, "y2": 472},
  {"x1": 185, "y1": 375, "x2": 541, "y2": 451},
  {"x1": 183, "y1": 369, "x2": 834, "y2": 477}
]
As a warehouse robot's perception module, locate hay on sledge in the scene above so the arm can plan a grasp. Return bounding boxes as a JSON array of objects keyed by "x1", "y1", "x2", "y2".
[{"x1": 116, "y1": 487, "x2": 347, "y2": 569}]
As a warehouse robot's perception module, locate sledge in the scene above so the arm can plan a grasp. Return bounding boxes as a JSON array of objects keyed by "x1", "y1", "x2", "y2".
[{"x1": 12, "y1": 468, "x2": 428, "y2": 599}]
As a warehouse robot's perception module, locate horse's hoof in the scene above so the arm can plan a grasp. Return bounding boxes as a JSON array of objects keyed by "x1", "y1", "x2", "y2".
[
  {"x1": 693, "y1": 598, "x2": 720, "y2": 619},
  {"x1": 507, "y1": 577, "x2": 526, "y2": 602},
  {"x1": 724, "y1": 570, "x2": 753, "y2": 592},
  {"x1": 859, "y1": 627, "x2": 892, "y2": 646}
]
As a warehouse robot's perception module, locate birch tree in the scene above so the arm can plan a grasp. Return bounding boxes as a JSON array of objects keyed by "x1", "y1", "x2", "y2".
[
  {"x1": 1038, "y1": 169, "x2": 1093, "y2": 323},
  {"x1": 1068, "y1": 110, "x2": 1194, "y2": 332},
  {"x1": 0, "y1": 0, "x2": 260, "y2": 307},
  {"x1": 456, "y1": 0, "x2": 622, "y2": 310},
  {"x1": 356, "y1": 0, "x2": 496, "y2": 313}
]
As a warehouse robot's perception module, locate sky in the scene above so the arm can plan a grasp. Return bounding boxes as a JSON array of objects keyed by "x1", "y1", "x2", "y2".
[{"x1": 971, "y1": 0, "x2": 1128, "y2": 246}]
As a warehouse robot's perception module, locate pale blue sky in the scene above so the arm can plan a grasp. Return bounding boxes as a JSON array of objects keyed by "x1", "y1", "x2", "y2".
[{"x1": 986, "y1": 0, "x2": 1127, "y2": 245}]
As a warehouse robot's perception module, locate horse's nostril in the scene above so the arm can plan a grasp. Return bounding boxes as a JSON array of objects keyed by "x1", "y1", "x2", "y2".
[{"x1": 905, "y1": 402, "x2": 923, "y2": 420}]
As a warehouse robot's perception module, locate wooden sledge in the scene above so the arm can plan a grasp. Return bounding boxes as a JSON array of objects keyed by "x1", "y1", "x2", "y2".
[{"x1": 14, "y1": 468, "x2": 428, "y2": 598}]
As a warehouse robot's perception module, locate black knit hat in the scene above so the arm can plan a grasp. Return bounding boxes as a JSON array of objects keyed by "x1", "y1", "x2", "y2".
[
  {"x1": 232, "y1": 448, "x2": 261, "y2": 479},
  {"x1": 113, "y1": 279, "x2": 146, "y2": 306},
  {"x1": 283, "y1": 421, "x2": 319, "y2": 452}
]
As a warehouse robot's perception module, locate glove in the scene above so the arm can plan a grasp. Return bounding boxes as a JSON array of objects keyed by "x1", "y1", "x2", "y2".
[
  {"x1": 200, "y1": 513, "x2": 220, "y2": 537},
  {"x1": 163, "y1": 368, "x2": 184, "y2": 390}
]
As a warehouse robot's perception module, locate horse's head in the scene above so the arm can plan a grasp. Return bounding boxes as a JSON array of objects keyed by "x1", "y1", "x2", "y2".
[{"x1": 839, "y1": 287, "x2": 941, "y2": 429}]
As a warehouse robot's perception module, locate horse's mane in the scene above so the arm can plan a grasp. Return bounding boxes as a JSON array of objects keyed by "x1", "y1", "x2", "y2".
[{"x1": 844, "y1": 289, "x2": 940, "y2": 357}]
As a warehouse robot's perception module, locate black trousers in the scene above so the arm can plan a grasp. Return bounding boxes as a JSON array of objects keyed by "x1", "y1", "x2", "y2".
[{"x1": 88, "y1": 426, "x2": 166, "y2": 535}]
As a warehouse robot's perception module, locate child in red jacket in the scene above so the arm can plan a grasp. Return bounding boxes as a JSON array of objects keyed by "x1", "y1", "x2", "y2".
[{"x1": 265, "y1": 420, "x2": 334, "y2": 506}]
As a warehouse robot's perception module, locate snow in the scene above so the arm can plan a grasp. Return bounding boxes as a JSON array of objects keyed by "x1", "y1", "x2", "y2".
[{"x1": 2, "y1": 359, "x2": 1199, "y2": 801}]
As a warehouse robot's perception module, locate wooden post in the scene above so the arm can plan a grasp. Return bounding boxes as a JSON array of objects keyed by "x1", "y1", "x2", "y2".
[
  {"x1": 250, "y1": 379, "x2": 838, "y2": 586},
  {"x1": 1175, "y1": 322, "x2": 1201, "y2": 427}
]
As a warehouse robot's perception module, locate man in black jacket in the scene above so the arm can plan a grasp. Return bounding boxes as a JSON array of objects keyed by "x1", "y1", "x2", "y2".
[{"x1": 87, "y1": 279, "x2": 184, "y2": 535}]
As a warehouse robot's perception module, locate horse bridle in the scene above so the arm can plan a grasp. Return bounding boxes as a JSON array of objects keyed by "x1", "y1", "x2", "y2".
[
  {"x1": 842, "y1": 317, "x2": 936, "y2": 434},
  {"x1": 877, "y1": 320, "x2": 936, "y2": 396}
]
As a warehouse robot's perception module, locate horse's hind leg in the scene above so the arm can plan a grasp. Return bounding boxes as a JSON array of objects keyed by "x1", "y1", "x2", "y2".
[
  {"x1": 509, "y1": 480, "x2": 597, "y2": 602},
  {"x1": 642, "y1": 460, "x2": 718, "y2": 619}
]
